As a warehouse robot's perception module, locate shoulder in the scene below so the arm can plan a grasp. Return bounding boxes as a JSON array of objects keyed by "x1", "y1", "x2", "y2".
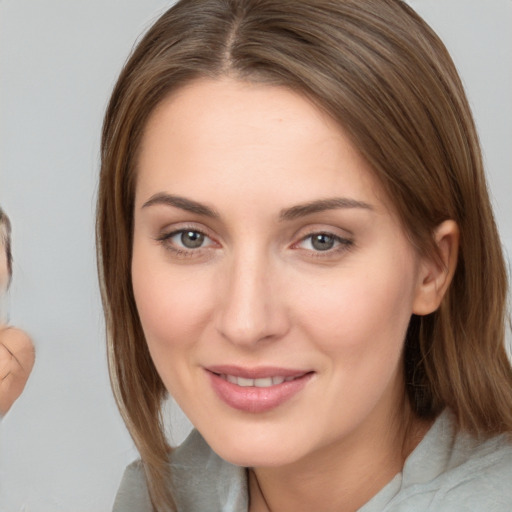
[
  {"x1": 112, "y1": 459, "x2": 152, "y2": 512},
  {"x1": 0, "y1": 327, "x2": 35, "y2": 370},
  {"x1": 170, "y1": 429, "x2": 248, "y2": 511},
  {"x1": 112, "y1": 430, "x2": 248, "y2": 512},
  {"x1": 381, "y1": 410, "x2": 512, "y2": 512},
  {"x1": 429, "y1": 431, "x2": 512, "y2": 511},
  {"x1": 0, "y1": 326, "x2": 33, "y2": 351}
]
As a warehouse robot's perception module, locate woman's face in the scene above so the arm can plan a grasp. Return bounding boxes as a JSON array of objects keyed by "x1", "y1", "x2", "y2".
[{"x1": 132, "y1": 79, "x2": 430, "y2": 468}]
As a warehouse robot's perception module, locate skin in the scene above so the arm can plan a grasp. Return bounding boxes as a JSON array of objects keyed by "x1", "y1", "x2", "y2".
[
  {"x1": 0, "y1": 232, "x2": 35, "y2": 417},
  {"x1": 0, "y1": 327, "x2": 35, "y2": 416},
  {"x1": 0, "y1": 245, "x2": 8, "y2": 292},
  {"x1": 132, "y1": 78, "x2": 458, "y2": 511}
]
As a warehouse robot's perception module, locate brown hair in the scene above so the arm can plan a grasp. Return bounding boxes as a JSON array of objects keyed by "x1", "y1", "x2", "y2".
[
  {"x1": 96, "y1": 0, "x2": 512, "y2": 509},
  {"x1": 0, "y1": 207, "x2": 13, "y2": 289}
]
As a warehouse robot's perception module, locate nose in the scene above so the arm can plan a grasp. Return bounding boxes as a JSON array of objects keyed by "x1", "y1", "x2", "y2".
[{"x1": 215, "y1": 249, "x2": 290, "y2": 347}]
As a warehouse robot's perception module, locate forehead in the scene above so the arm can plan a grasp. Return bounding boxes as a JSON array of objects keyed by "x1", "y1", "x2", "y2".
[
  {"x1": 141, "y1": 78, "x2": 342, "y2": 157},
  {"x1": 137, "y1": 79, "x2": 392, "y2": 215}
]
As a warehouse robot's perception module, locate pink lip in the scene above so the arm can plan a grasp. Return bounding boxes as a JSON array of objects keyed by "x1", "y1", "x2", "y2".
[
  {"x1": 207, "y1": 365, "x2": 309, "y2": 379},
  {"x1": 205, "y1": 365, "x2": 314, "y2": 414}
]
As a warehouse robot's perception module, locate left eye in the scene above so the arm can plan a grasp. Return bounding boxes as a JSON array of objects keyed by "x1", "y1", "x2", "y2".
[
  {"x1": 298, "y1": 233, "x2": 348, "y2": 252},
  {"x1": 168, "y1": 230, "x2": 210, "y2": 249}
]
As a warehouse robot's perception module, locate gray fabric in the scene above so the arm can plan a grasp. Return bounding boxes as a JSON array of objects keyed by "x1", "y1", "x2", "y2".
[
  {"x1": 113, "y1": 409, "x2": 512, "y2": 511},
  {"x1": 112, "y1": 430, "x2": 247, "y2": 512},
  {"x1": 359, "y1": 409, "x2": 512, "y2": 512}
]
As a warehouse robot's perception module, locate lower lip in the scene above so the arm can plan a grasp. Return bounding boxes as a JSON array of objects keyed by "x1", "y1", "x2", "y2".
[{"x1": 207, "y1": 371, "x2": 313, "y2": 413}]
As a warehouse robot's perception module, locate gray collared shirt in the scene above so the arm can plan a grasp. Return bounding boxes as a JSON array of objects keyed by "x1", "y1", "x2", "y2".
[{"x1": 113, "y1": 409, "x2": 512, "y2": 511}]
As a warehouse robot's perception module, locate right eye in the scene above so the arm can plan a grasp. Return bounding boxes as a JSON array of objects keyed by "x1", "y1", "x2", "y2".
[
  {"x1": 171, "y1": 230, "x2": 207, "y2": 249},
  {"x1": 157, "y1": 228, "x2": 217, "y2": 255}
]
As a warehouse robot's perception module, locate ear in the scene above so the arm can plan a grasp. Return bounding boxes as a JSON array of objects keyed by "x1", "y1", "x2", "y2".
[{"x1": 412, "y1": 220, "x2": 459, "y2": 316}]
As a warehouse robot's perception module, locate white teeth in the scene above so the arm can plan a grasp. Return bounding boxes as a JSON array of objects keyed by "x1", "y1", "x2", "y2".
[
  {"x1": 254, "y1": 377, "x2": 273, "y2": 387},
  {"x1": 226, "y1": 375, "x2": 238, "y2": 385},
  {"x1": 222, "y1": 374, "x2": 292, "y2": 387},
  {"x1": 237, "y1": 377, "x2": 255, "y2": 387}
]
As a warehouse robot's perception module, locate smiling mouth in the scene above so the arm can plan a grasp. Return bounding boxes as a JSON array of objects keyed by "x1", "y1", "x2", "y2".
[
  {"x1": 215, "y1": 374, "x2": 303, "y2": 388},
  {"x1": 206, "y1": 367, "x2": 314, "y2": 413}
]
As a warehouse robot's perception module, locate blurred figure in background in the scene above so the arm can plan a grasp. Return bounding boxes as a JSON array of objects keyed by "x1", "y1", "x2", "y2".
[{"x1": 0, "y1": 207, "x2": 34, "y2": 417}]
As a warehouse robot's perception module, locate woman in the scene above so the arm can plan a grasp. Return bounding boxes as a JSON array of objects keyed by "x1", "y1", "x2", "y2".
[
  {"x1": 97, "y1": 1, "x2": 512, "y2": 510},
  {"x1": 0, "y1": 207, "x2": 35, "y2": 417}
]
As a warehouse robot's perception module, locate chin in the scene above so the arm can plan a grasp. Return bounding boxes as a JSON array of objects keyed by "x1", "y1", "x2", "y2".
[
  {"x1": 214, "y1": 443, "x2": 299, "y2": 469},
  {"x1": 200, "y1": 422, "x2": 310, "y2": 468}
]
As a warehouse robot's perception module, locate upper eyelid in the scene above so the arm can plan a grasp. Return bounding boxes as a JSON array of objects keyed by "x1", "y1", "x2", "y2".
[
  {"x1": 157, "y1": 223, "x2": 214, "y2": 239},
  {"x1": 291, "y1": 223, "x2": 354, "y2": 241},
  {"x1": 158, "y1": 228, "x2": 215, "y2": 246},
  {"x1": 154, "y1": 223, "x2": 353, "y2": 247},
  {"x1": 295, "y1": 232, "x2": 352, "y2": 247}
]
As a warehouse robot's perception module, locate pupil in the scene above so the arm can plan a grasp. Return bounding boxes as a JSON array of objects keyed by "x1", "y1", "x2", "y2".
[
  {"x1": 312, "y1": 234, "x2": 334, "y2": 251},
  {"x1": 181, "y1": 231, "x2": 204, "y2": 249}
]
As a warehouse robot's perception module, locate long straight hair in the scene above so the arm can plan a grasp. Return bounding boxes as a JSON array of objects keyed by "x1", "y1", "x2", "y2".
[{"x1": 97, "y1": 1, "x2": 512, "y2": 509}]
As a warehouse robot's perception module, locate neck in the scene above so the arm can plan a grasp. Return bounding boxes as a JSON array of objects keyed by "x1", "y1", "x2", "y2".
[{"x1": 248, "y1": 403, "x2": 431, "y2": 512}]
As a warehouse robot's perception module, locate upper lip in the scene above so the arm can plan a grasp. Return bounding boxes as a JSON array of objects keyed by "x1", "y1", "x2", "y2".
[{"x1": 205, "y1": 365, "x2": 312, "y2": 379}]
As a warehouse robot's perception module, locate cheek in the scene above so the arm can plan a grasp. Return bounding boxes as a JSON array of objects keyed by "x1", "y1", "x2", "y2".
[
  {"x1": 290, "y1": 258, "x2": 418, "y2": 426},
  {"x1": 294, "y1": 255, "x2": 417, "y2": 359},
  {"x1": 131, "y1": 248, "x2": 215, "y2": 355}
]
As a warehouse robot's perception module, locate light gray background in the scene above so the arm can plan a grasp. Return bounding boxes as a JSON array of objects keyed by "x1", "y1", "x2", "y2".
[{"x1": 0, "y1": 1, "x2": 510, "y2": 511}]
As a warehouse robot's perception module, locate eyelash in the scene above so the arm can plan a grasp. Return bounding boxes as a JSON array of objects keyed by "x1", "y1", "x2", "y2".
[
  {"x1": 155, "y1": 228, "x2": 354, "y2": 258},
  {"x1": 156, "y1": 227, "x2": 215, "y2": 257},
  {"x1": 294, "y1": 232, "x2": 354, "y2": 257}
]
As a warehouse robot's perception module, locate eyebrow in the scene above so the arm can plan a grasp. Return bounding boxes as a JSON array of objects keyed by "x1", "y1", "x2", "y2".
[
  {"x1": 142, "y1": 193, "x2": 219, "y2": 218},
  {"x1": 279, "y1": 197, "x2": 374, "y2": 221},
  {"x1": 142, "y1": 193, "x2": 373, "y2": 220}
]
